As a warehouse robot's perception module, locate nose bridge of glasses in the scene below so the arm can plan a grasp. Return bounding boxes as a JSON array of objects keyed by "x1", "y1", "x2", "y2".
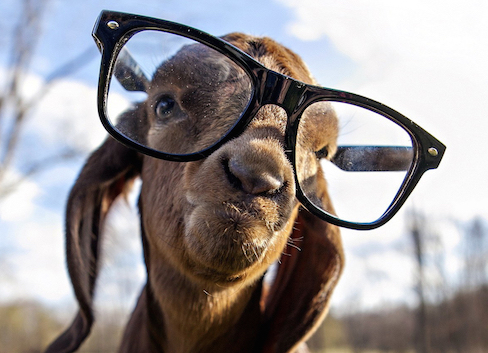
[{"x1": 261, "y1": 71, "x2": 307, "y2": 115}]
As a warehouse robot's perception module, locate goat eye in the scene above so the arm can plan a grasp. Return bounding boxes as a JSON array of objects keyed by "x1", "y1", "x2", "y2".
[
  {"x1": 315, "y1": 146, "x2": 329, "y2": 159},
  {"x1": 155, "y1": 96, "x2": 175, "y2": 118}
]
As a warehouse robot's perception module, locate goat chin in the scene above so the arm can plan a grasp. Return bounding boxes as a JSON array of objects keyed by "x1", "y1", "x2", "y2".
[
  {"x1": 44, "y1": 32, "x2": 344, "y2": 353},
  {"x1": 182, "y1": 202, "x2": 299, "y2": 285}
]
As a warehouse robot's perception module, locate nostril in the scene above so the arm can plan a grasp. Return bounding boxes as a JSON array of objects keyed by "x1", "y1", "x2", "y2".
[
  {"x1": 225, "y1": 158, "x2": 284, "y2": 195},
  {"x1": 222, "y1": 158, "x2": 243, "y2": 191}
]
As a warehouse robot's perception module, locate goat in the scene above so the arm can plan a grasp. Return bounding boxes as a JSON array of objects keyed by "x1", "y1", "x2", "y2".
[{"x1": 45, "y1": 33, "x2": 344, "y2": 353}]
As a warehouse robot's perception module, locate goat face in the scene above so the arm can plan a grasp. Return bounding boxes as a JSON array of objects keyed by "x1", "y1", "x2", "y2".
[{"x1": 137, "y1": 36, "x2": 337, "y2": 288}]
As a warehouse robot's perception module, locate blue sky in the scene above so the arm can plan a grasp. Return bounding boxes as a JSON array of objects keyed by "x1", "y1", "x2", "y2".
[{"x1": 1, "y1": 0, "x2": 487, "y2": 313}]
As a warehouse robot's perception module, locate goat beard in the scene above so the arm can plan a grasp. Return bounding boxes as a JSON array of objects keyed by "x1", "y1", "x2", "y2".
[{"x1": 182, "y1": 199, "x2": 296, "y2": 285}]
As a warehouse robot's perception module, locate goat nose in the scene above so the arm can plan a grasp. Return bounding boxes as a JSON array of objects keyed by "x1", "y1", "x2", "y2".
[{"x1": 227, "y1": 158, "x2": 284, "y2": 195}]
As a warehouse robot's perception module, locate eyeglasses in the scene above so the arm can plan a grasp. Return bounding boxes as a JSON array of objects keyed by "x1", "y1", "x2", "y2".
[{"x1": 92, "y1": 10, "x2": 446, "y2": 230}]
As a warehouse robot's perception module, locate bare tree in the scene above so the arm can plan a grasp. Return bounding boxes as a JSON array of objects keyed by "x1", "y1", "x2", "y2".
[
  {"x1": 0, "y1": 0, "x2": 94, "y2": 199},
  {"x1": 463, "y1": 218, "x2": 487, "y2": 289},
  {"x1": 408, "y1": 210, "x2": 432, "y2": 353},
  {"x1": 458, "y1": 217, "x2": 488, "y2": 352}
]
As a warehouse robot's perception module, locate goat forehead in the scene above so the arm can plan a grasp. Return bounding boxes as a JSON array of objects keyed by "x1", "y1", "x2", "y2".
[{"x1": 152, "y1": 44, "x2": 239, "y2": 87}]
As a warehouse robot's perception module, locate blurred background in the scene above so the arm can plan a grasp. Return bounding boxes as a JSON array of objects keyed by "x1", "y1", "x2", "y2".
[{"x1": 0, "y1": 0, "x2": 486, "y2": 352}]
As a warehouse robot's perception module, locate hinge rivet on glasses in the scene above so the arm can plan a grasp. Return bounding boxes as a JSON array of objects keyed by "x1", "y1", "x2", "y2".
[
  {"x1": 428, "y1": 147, "x2": 439, "y2": 157},
  {"x1": 107, "y1": 21, "x2": 120, "y2": 30}
]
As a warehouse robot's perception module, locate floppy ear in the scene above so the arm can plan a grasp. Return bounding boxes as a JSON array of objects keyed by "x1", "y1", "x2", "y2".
[
  {"x1": 260, "y1": 177, "x2": 344, "y2": 353},
  {"x1": 44, "y1": 136, "x2": 141, "y2": 353}
]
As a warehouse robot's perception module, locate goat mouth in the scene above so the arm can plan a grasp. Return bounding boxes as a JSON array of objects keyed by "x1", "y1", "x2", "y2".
[{"x1": 183, "y1": 200, "x2": 291, "y2": 281}]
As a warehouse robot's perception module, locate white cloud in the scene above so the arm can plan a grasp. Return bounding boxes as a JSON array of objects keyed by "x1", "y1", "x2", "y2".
[
  {"x1": 0, "y1": 170, "x2": 40, "y2": 222},
  {"x1": 279, "y1": 0, "x2": 488, "y2": 64},
  {"x1": 0, "y1": 66, "x2": 106, "y2": 158},
  {"x1": 32, "y1": 78, "x2": 106, "y2": 153},
  {"x1": 0, "y1": 208, "x2": 72, "y2": 304},
  {"x1": 332, "y1": 247, "x2": 416, "y2": 309}
]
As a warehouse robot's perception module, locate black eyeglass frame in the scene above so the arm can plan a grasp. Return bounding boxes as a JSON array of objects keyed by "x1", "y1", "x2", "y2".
[{"x1": 92, "y1": 10, "x2": 446, "y2": 230}]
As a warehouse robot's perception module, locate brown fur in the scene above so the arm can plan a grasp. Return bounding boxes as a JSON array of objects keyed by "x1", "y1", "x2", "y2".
[{"x1": 44, "y1": 34, "x2": 344, "y2": 353}]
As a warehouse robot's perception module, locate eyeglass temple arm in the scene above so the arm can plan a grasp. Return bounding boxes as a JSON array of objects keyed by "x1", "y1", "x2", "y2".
[
  {"x1": 113, "y1": 48, "x2": 150, "y2": 92},
  {"x1": 331, "y1": 146, "x2": 414, "y2": 172}
]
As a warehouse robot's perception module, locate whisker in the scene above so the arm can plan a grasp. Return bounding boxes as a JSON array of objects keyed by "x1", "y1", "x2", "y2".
[{"x1": 287, "y1": 242, "x2": 302, "y2": 252}]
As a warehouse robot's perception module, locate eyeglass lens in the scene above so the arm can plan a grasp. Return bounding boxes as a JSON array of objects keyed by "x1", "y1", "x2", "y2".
[
  {"x1": 297, "y1": 101, "x2": 414, "y2": 223},
  {"x1": 106, "y1": 30, "x2": 253, "y2": 155}
]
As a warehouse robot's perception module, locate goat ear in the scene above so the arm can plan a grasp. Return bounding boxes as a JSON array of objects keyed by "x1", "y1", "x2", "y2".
[
  {"x1": 44, "y1": 136, "x2": 141, "y2": 353},
  {"x1": 261, "y1": 178, "x2": 344, "y2": 353}
]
